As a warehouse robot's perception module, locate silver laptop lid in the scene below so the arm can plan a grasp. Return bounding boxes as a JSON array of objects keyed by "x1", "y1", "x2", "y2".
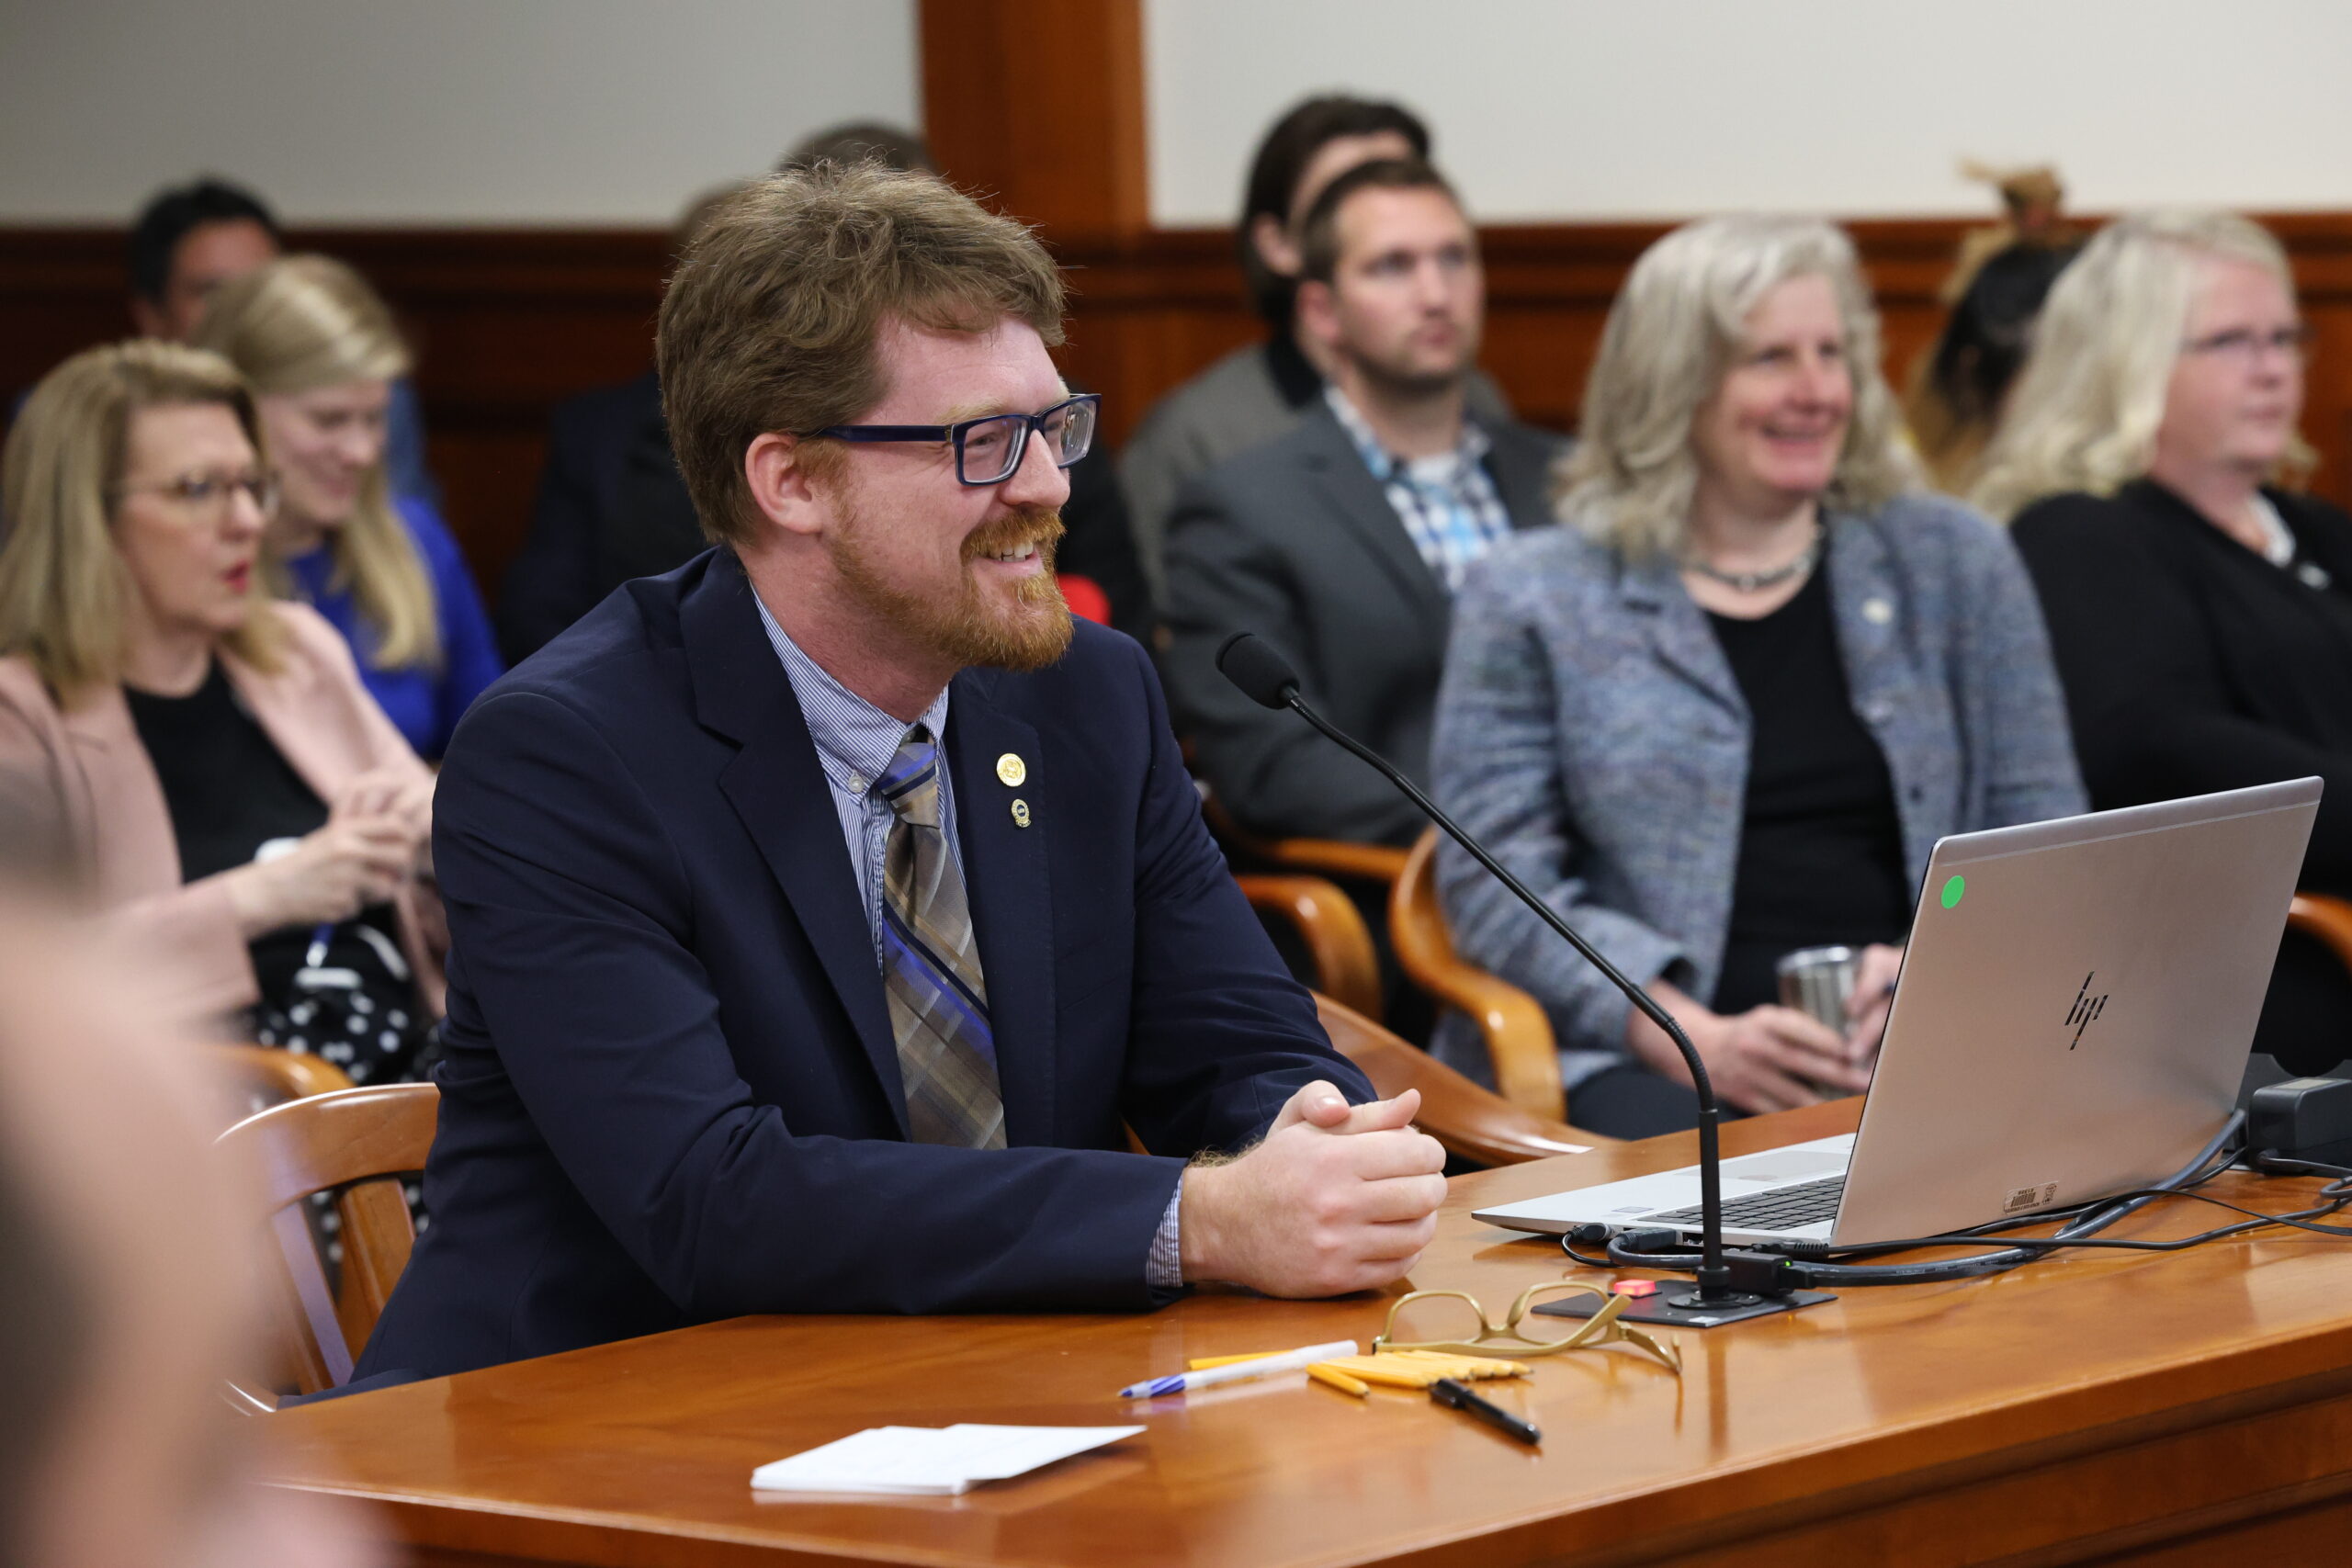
[{"x1": 1832, "y1": 778, "x2": 2319, "y2": 1246}]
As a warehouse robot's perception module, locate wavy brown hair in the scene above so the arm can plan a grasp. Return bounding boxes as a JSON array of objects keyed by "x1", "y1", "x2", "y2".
[{"x1": 658, "y1": 164, "x2": 1066, "y2": 549}]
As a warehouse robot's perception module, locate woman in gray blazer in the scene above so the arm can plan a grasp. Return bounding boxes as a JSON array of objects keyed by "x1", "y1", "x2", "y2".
[{"x1": 1431, "y1": 217, "x2": 2084, "y2": 1137}]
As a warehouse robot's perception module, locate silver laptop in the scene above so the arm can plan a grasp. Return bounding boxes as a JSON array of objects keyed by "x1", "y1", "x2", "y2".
[{"x1": 1474, "y1": 779, "x2": 2320, "y2": 1248}]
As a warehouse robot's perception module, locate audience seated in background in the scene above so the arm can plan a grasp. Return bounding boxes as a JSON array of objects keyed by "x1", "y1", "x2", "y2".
[
  {"x1": 1162, "y1": 157, "x2": 1559, "y2": 848},
  {"x1": 129, "y1": 176, "x2": 439, "y2": 512},
  {"x1": 1978, "y1": 209, "x2": 2352, "y2": 1077},
  {"x1": 0, "y1": 894, "x2": 388, "y2": 1568},
  {"x1": 355, "y1": 165, "x2": 1443, "y2": 1384},
  {"x1": 1118, "y1": 95, "x2": 1512, "y2": 596},
  {"x1": 495, "y1": 123, "x2": 1152, "y2": 665},
  {"x1": 1905, "y1": 239, "x2": 2080, "y2": 491},
  {"x1": 195, "y1": 255, "x2": 503, "y2": 760},
  {"x1": 0, "y1": 342, "x2": 446, "y2": 1057},
  {"x1": 1432, "y1": 218, "x2": 2085, "y2": 1138}
]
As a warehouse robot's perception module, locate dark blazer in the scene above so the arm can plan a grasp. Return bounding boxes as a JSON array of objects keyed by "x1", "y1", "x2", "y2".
[
  {"x1": 1159, "y1": 401, "x2": 1562, "y2": 845},
  {"x1": 2012, "y1": 479, "x2": 2352, "y2": 884},
  {"x1": 2012, "y1": 479, "x2": 2352, "y2": 1077},
  {"x1": 495, "y1": 370, "x2": 683, "y2": 665},
  {"x1": 357, "y1": 550, "x2": 1367, "y2": 1382}
]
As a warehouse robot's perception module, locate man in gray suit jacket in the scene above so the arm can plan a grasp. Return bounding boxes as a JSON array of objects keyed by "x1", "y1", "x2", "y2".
[
  {"x1": 1161, "y1": 158, "x2": 1562, "y2": 848},
  {"x1": 1117, "y1": 95, "x2": 1512, "y2": 601}
]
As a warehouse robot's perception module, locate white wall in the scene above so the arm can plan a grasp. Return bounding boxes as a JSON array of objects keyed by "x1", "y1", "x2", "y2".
[
  {"x1": 0, "y1": 0, "x2": 919, "y2": 223},
  {"x1": 1146, "y1": 0, "x2": 2352, "y2": 226}
]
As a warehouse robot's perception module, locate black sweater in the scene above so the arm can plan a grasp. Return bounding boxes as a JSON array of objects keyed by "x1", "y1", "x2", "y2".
[{"x1": 2011, "y1": 479, "x2": 2352, "y2": 895}]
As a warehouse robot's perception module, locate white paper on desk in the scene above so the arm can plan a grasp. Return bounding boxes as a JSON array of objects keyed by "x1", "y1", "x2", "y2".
[{"x1": 751, "y1": 1424, "x2": 1146, "y2": 1495}]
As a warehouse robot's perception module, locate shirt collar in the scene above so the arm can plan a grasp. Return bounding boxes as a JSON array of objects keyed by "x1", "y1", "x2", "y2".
[
  {"x1": 1323, "y1": 385, "x2": 1489, "y2": 482},
  {"x1": 754, "y1": 595, "x2": 952, "y2": 798}
]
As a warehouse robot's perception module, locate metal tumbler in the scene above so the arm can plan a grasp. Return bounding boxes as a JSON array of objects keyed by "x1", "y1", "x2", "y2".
[{"x1": 1776, "y1": 944, "x2": 1861, "y2": 1032}]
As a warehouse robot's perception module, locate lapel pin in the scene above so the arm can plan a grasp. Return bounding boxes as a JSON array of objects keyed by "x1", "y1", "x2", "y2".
[
  {"x1": 1861, "y1": 597, "x2": 1894, "y2": 626},
  {"x1": 996, "y1": 752, "x2": 1027, "y2": 786},
  {"x1": 1011, "y1": 798, "x2": 1032, "y2": 829}
]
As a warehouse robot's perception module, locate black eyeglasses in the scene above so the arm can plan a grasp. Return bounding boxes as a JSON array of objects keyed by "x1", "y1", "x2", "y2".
[{"x1": 809, "y1": 393, "x2": 1100, "y2": 486}]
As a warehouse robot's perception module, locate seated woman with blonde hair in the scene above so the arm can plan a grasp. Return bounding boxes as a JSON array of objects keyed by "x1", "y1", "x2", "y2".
[
  {"x1": 0, "y1": 341, "x2": 445, "y2": 1066},
  {"x1": 1977, "y1": 209, "x2": 2352, "y2": 1076},
  {"x1": 195, "y1": 254, "x2": 501, "y2": 760},
  {"x1": 1431, "y1": 217, "x2": 2083, "y2": 1136}
]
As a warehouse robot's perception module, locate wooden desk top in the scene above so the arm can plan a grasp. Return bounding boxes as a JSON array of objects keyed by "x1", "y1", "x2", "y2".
[{"x1": 259, "y1": 1102, "x2": 2352, "y2": 1567}]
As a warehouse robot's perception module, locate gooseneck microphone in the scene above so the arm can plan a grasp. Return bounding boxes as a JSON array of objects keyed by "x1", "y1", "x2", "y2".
[{"x1": 1216, "y1": 631, "x2": 1760, "y2": 1314}]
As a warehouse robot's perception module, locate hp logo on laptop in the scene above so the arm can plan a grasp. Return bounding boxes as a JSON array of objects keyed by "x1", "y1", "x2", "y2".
[{"x1": 2065, "y1": 973, "x2": 2109, "y2": 1049}]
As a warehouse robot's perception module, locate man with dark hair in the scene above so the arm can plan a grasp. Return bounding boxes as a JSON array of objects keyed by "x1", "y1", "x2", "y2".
[
  {"x1": 359, "y1": 164, "x2": 1445, "y2": 1382},
  {"x1": 1161, "y1": 158, "x2": 1560, "y2": 850},
  {"x1": 1118, "y1": 96, "x2": 1510, "y2": 594},
  {"x1": 125, "y1": 176, "x2": 440, "y2": 510}
]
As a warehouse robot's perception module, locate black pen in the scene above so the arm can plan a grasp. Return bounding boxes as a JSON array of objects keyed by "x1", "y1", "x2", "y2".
[{"x1": 1430, "y1": 1378, "x2": 1541, "y2": 1445}]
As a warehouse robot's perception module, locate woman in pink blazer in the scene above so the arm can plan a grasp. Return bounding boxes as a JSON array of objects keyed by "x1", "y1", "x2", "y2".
[{"x1": 0, "y1": 341, "x2": 446, "y2": 1049}]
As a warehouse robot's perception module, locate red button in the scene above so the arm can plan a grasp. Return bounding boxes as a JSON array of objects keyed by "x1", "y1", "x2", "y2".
[{"x1": 1611, "y1": 1279, "x2": 1659, "y2": 1298}]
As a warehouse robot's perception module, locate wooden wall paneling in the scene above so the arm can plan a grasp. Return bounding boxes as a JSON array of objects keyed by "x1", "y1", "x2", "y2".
[
  {"x1": 14, "y1": 213, "x2": 2352, "y2": 604},
  {"x1": 920, "y1": 0, "x2": 1149, "y2": 242}
]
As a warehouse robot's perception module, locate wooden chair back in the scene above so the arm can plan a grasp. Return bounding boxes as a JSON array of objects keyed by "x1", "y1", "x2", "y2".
[
  {"x1": 1390, "y1": 827, "x2": 1566, "y2": 1120},
  {"x1": 1313, "y1": 992, "x2": 1607, "y2": 1165},
  {"x1": 215, "y1": 1083, "x2": 440, "y2": 1396},
  {"x1": 207, "y1": 1043, "x2": 355, "y2": 1128}
]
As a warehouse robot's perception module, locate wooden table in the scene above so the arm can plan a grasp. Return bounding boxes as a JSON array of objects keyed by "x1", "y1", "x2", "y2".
[{"x1": 260, "y1": 1101, "x2": 2352, "y2": 1566}]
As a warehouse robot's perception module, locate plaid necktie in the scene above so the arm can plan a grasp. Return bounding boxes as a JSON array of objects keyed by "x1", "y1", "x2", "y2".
[{"x1": 876, "y1": 726, "x2": 1006, "y2": 1149}]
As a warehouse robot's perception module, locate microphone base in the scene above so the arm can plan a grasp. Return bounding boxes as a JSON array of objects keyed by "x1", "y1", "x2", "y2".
[{"x1": 1533, "y1": 1287, "x2": 1837, "y2": 1330}]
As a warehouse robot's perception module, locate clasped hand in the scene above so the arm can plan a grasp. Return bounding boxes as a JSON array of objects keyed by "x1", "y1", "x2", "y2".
[
  {"x1": 220, "y1": 769, "x2": 436, "y2": 938},
  {"x1": 1177, "y1": 1080, "x2": 1447, "y2": 1297}
]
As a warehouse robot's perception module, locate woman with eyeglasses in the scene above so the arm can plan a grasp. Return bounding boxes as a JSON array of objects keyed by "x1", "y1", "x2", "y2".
[
  {"x1": 1975, "y1": 210, "x2": 2352, "y2": 1076},
  {"x1": 195, "y1": 254, "x2": 501, "y2": 760},
  {"x1": 0, "y1": 341, "x2": 445, "y2": 1051}
]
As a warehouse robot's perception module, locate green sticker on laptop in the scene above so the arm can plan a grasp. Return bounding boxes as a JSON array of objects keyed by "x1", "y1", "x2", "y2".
[{"x1": 1940, "y1": 874, "x2": 1965, "y2": 909}]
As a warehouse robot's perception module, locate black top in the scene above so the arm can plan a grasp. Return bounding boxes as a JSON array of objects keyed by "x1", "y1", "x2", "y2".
[
  {"x1": 123, "y1": 660, "x2": 394, "y2": 1005},
  {"x1": 2010, "y1": 479, "x2": 2352, "y2": 893},
  {"x1": 1706, "y1": 563, "x2": 1914, "y2": 1013}
]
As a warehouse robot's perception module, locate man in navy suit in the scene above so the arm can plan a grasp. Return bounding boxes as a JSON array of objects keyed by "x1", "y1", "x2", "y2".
[{"x1": 357, "y1": 165, "x2": 1446, "y2": 1382}]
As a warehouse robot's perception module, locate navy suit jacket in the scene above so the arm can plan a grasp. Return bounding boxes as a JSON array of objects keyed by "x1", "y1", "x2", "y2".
[{"x1": 358, "y1": 549, "x2": 1369, "y2": 1382}]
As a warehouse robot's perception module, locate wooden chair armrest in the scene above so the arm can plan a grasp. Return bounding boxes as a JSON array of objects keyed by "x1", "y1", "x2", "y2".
[
  {"x1": 1202, "y1": 793, "x2": 1412, "y2": 886},
  {"x1": 209, "y1": 1043, "x2": 357, "y2": 1102},
  {"x1": 2290, "y1": 892, "x2": 2352, "y2": 976},
  {"x1": 1312, "y1": 994, "x2": 1610, "y2": 1165},
  {"x1": 1235, "y1": 874, "x2": 1383, "y2": 1021}
]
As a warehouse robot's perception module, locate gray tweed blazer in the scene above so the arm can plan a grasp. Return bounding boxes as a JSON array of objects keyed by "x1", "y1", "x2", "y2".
[{"x1": 1430, "y1": 492, "x2": 2086, "y2": 1087}]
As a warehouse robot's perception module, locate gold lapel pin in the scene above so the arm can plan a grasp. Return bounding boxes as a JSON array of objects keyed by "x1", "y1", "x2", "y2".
[
  {"x1": 997, "y1": 752, "x2": 1027, "y2": 786},
  {"x1": 1011, "y1": 799, "x2": 1032, "y2": 828}
]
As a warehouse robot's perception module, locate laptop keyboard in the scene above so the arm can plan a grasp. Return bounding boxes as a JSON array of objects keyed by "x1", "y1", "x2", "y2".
[{"x1": 1648, "y1": 1174, "x2": 1847, "y2": 1231}]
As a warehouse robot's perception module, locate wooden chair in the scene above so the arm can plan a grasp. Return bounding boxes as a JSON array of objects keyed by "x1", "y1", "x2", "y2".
[
  {"x1": 1389, "y1": 827, "x2": 1566, "y2": 1121},
  {"x1": 2290, "y1": 893, "x2": 2352, "y2": 978},
  {"x1": 215, "y1": 1082, "x2": 440, "y2": 1403},
  {"x1": 1313, "y1": 992, "x2": 1606, "y2": 1164},
  {"x1": 207, "y1": 1043, "x2": 356, "y2": 1128},
  {"x1": 1234, "y1": 874, "x2": 1384, "y2": 1020},
  {"x1": 1203, "y1": 788, "x2": 1412, "y2": 886}
]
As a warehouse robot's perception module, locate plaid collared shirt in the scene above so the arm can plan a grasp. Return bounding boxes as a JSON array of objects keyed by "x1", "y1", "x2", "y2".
[{"x1": 1325, "y1": 387, "x2": 1512, "y2": 592}]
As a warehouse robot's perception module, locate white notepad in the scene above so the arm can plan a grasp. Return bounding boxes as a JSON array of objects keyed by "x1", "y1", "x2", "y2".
[{"x1": 750, "y1": 1424, "x2": 1146, "y2": 1496}]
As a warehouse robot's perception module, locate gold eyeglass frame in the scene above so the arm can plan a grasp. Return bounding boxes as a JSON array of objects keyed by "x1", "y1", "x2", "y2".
[{"x1": 1373, "y1": 1282, "x2": 1683, "y2": 1376}]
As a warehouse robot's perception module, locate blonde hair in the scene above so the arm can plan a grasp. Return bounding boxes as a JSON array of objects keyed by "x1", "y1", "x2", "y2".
[
  {"x1": 194, "y1": 254, "x2": 440, "y2": 670},
  {"x1": 0, "y1": 342, "x2": 284, "y2": 702},
  {"x1": 1970, "y1": 209, "x2": 2312, "y2": 521},
  {"x1": 1556, "y1": 216, "x2": 1919, "y2": 558}
]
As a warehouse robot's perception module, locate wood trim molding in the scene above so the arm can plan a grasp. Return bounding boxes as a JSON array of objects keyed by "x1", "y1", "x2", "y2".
[{"x1": 920, "y1": 0, "x2": 1148, "y2": 241}]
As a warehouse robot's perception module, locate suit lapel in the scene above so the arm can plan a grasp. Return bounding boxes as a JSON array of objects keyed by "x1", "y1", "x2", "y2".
[
  {"x1": 943, "y1": 671, "x2": 1055, "y2": 1148},
  {"x1": 1292, "y1": 408, "x2": 1449, "y2": 619},
  {"x1": 1823, "y1": 512, "x2": 1904, "y2": 712},
  {"x1": 682, "y1": 556, "x2": 908, "y2": 1135},
  {"x1": 1618, "y1": 549, "x2": 1745, "y2": 718}
]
